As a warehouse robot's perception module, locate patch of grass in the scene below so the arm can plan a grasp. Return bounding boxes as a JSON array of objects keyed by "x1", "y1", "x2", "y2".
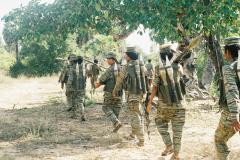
[
  {"x1": 85, "y1": 96, "x2": 96, "y2": 107},
  {"x1": 0, "y1": 116, "x2": 56, "y2": 141},
  {"x1": 0, "y1": 154, "x2": 15, "y2": 160},
  {"x1": 0, "y1": 98, "x2": 62, "y2": 141}
]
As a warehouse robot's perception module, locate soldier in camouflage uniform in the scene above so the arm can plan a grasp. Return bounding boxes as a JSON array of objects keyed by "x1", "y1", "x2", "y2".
[
  {"x1": 147, "y1": 45, "x2": 186, "y2": 160},
  {"x1": 113, "y1": 47, "x2": 145, "y2": 147},
  {"x1": 87, "y1": 59, "x2": 101, "y2": 93},
  {"x1": 145, "y1": 59, "x2": 154, "y2": 87},
  {"x1": 59, "y1": 54, "x2": 86, "y2": 121},
  {"x1": 95, "y1": 52, "x2": 123, "y2": 132},
  {"x1": 215, "y1": 37, "x2": 240, "y2": 160}
]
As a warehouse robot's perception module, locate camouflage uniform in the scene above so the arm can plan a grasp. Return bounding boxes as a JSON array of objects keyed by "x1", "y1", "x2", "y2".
[
  {"x1": 146, "y1": 62, "x2": 153, "y2": 78},
  {"x1": 89, "y1": 63, "x2": 100, "y2": 91},
  {"x1": 113, "y1": 59, "x2": 145, "y2": 145},
  {"x1": 59, "y1": 55, "x2": 86, "y2": 120},
  {"x1": 98, "y1": 54, "x2": 122, "y2": 131},
  {"x1": 152, "y1": 47, "x2": 186, "y2": 155},
  {"x1": 215, "y1": 37, "x2": 240, "y2": 160},
  {"x1": 145, "y1": 61, "x2": 153, "y2": 87}
]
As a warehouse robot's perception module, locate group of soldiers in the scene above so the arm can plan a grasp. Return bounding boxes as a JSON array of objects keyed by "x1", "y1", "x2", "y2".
[{"x1": 58, "y1": 37, "x2": 240, "y2": 160}]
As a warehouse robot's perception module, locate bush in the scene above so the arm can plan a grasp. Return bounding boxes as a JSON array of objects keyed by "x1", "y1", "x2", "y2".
[
  {"x1": 9, "y1": 62, "x2": 28, "y2": 77},
  {"x1": 0, "y1": 49, "x2": 15, "y2": 71}
]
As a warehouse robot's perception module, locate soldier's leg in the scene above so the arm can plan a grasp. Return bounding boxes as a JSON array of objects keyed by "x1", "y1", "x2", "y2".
[
  {"x1": 155, "y1": 115, "x2": 172, "y2": 148},
  {"x1": 171, "y1": 106, "x2": 186, "y2": 155},
  {"x1": 128, "y1": 100, "x2": 144, "y2": 146},
  {"x1": 76, "y1": 91, "x2": 86, "y2": 121},
  {"x1": 70, "y1": 91, "x2": 78, "y2": 118},
  {"x1": 66, "y1": 90, "x2": 73, "y2": 111},
  {"x1": 155, "y1": 100, "x2": 172, "y2": 149},
  {"x1": 112, "y1": 100, "x2": 122, "y2": 118},
  {"x1": 102, "y1": 104, "x2": 120, "y2": 126},
  {"x1": 215, "y1": 112, "x2": 236, "y2": 160}
]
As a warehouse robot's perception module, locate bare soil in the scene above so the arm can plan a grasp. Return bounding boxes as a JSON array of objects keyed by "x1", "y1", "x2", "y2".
[{"x1": 0, "y1": 76, "x2": 239, "y2": 160}]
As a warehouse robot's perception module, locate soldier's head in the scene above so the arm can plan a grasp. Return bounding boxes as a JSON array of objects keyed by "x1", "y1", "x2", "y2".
[
  {"x1": 224, "y1": 37, "x2": 240, "y2": 61},
  {"x1": 77, "y1": 56, "x2": 83, "y2": 64},
  {"x1": 148, "y1": 59, "x2": 152, "y2": 63},
  {"x1": 68, "y1": 54, "x2": 77, "y2": 64},
  {"x1": 94, "y1": 59, "x2": 98, "y2": 64},
  {"x1": 159, "y1": 44, "x2": 175, "y2": 62},
  {"x1": 125, "y1": 47, "x2": 138, "y2": 62},
  {"x1": 106, "y1": 52, "x2": 117, "y2": 65}
]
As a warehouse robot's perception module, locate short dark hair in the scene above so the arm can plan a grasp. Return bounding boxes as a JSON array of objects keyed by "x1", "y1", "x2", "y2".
[
  {"x1": 224, "y1": 44, "x2": 240, "y2": 60},
  {"x1": 148, "y1": 59, "x2": 152, "y2": 63}
]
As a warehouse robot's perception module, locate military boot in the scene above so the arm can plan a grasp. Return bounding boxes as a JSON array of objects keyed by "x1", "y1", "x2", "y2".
[
  {"x1": 161, "y1": 145, "x2": 174, "y2": 156},
  {"x1": 81, "y1": 115, "x2": 86, "y2": 121},
  {"x1": 170, "y1": 152, "x2": 180, "y2": 160},
  {"x1": 113, "y1": 121, "x2": 122, "y2": 133},
  {"x1": 124, "y1": 134, "x2": 135, "y2": 140},
  {"x1": 66, "y1": 107, "x2": 74, "y2": 112},
  {"x1": 137, "y1": 140, "x2": 144, "y2": 147}
]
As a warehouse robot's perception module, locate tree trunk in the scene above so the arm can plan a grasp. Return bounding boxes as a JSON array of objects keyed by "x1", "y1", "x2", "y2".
[
  {"x1": 205, "y1": 34, "x2": 225, "y2": 105},
  {"x1": 201, "y1": 57, "x2": 215, "y2": 89}
]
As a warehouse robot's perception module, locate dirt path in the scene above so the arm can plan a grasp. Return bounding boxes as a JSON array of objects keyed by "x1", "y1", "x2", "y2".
[{"x1": 0, "y1": 76, "x2": 239, "y2": 160}]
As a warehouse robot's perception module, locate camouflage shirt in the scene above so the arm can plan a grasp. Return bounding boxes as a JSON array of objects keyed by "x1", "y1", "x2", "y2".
[
  {"x1": 222, "y1": 60, "x2": 240, "y2": 121},
  {"x1": 145, "y1": 63, "x2": 153, "y2": 77},
  {"x1": 99, "y1": 63, "x2": 117, "y2": 93}
]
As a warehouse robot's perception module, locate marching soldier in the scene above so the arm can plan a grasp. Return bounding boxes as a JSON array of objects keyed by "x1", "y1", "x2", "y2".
[
  {"x1": 145, "y1": 59, "x2": 154, "y2": 87},
  {"x1": 87, "y1": 58, "x2": 101, "y2": 94},
  {"x1": 113, "y1": 47, "x2": 146, "y2": 147},
  {"x1": 59, "y1": 54, "x2": 86, "y2": 121},
  {"x1": 95, "y1": 52, "x2": 123, "y2": 132},
  {"x1": 147, "y1": 45, "x2": 186, "y2": 160},
  {"x1": 215, "y1": 37, "x2": 240, "y2": 160}
]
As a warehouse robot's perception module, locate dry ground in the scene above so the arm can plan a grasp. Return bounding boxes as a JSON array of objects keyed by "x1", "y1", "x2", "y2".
[{"x1": 0, "y1": 75, "x2": 239, "y2": 160}]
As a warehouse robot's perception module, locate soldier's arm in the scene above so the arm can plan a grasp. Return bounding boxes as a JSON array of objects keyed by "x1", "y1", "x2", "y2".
[
  {"x1": 222, "y1": 65, "x2": 240, "y2": 122},
  {"x1": 58, "y1": 64, "x2": 67, "y2": 83},
  {"x1": 95, "y1": 68, "x2": 111, "y2": 88},
  {"x1": 113, "y1": 66, "x2": 127, "y2": 94},
  {"x1": 177, "y1": 63, "x2": 184, "y2": 77},
  {"x1": 147, "y1": 67, "x2": 159, "y2": 113}
]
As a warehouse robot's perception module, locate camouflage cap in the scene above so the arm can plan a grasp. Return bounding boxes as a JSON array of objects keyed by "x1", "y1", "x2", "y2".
[
  {"x1": 106, "y1": 52, "x2": 117, "y2": 60},
  {"x1": 68, "y1": 54, "x2": 77, "y2": 61},
  {"x1": 224, "y1": 37, "x2": 240, "y2": 46}
]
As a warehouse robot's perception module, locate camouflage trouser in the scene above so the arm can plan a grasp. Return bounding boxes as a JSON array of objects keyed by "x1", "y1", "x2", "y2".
[
  {"x1": 90, "y1": 76, "x2": 98, "y2": 89},
  {"x1": 66, "y1": 90, "x2": 85, "y2": 116},
  {"x1": 102, "y1": 92, "x2": 122, "y2": 126},
  {"x1": 155, "y1": 99, "x2": 185, "y2": 153},
  {"x1": 215, "y1": 111, "x2": 238, "y2": 160},
  {"x1": 127, "y1": 94, "x2": 144, "y2": 142}
]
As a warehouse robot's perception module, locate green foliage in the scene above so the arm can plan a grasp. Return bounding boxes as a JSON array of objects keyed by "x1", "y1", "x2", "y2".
[
  {"x1": 2, "y1": 0, "x2": 239, "y2": 77},
  {"x1": 196, "y1": 51, "x2": 208, "y2": 80},
  {"x1": 9, "y1": 62, "x2": 27, "y2": 77},
  {"x1": 9, "y1": 35, "x2": 67, "y2": 77},
  {"x1": 209, "y1": 78, "x2": 218, "y2": 97},
  {"x1": 80, "y1": 34, "x2": 120, "y2": 58},
  {"x1": 0, "y1": 50, "x2": 15, "y2": 72}
]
